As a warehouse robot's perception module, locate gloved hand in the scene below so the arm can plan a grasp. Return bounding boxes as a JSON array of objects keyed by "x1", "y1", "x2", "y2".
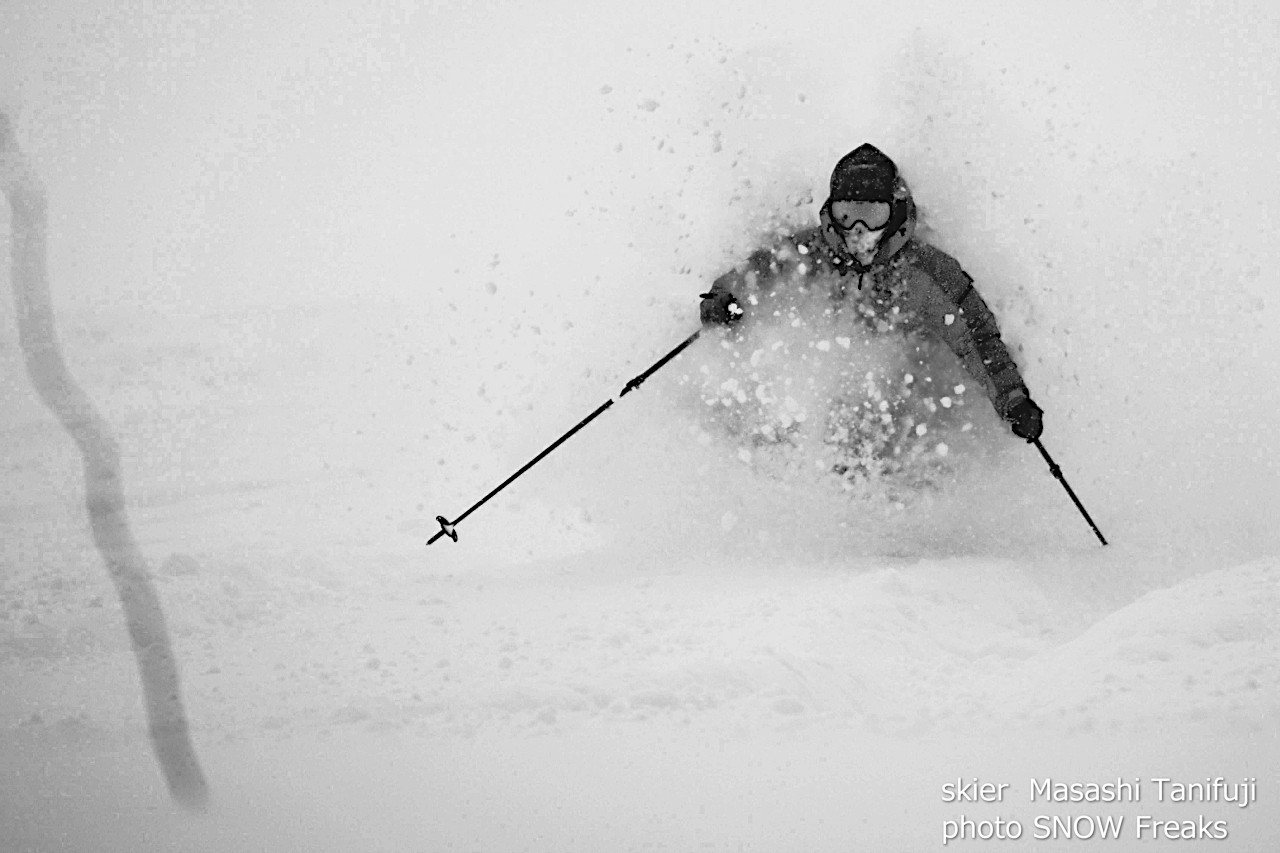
[
  {"x1": 699, "y1": 288, "x2": 743, "y2": 325},
  {"x1": 1006, "y1": 395, "x2": 1044, "y2": 442}
]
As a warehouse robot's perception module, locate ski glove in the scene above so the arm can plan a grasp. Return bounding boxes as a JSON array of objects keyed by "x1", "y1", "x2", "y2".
[
  {"x1": 1006, "y1": 395, "x2": 1044, "y2": 442},
  {"x1": 699, "y1": 288, "x2": 744, "y2": 326}
]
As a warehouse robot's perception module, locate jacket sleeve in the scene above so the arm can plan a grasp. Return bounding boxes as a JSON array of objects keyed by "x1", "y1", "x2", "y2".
[
  {"x1": 910, "y1": 244, "x2": 1030, "y2": 418},
  {"x1": 706, "y1": 227, "x2": 835, "y2": 298}
]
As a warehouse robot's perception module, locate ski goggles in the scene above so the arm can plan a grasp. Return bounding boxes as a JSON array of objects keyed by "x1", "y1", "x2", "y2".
[{"x1": 827, "y1": 199, "x2": 892, "y2": 231}]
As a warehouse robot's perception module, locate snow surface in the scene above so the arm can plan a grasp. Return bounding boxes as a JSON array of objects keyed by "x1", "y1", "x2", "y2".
[{"x1": 2, "y1": 1, "x2": 1279, "y2": 850}]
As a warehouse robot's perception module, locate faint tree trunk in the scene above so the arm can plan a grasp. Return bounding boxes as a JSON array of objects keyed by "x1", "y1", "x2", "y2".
[{"x1": 1, "y1": 113, "x2": 208, "y2": 811}]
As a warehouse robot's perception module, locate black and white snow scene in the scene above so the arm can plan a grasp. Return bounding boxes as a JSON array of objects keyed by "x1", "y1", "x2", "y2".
[{"x1": 2, "y1": 2, "x2": 1278, "y2": 850}]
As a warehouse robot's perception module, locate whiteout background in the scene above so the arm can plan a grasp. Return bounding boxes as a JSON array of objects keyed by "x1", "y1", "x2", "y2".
[{"x1": 2, "y1": 1, "x2": 1278, "y2": 850}]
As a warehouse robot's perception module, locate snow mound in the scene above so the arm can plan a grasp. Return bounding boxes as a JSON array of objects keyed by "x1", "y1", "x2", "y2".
[{"x1": 1013, "y1": 558, "x2": 1280, "y2": 730}]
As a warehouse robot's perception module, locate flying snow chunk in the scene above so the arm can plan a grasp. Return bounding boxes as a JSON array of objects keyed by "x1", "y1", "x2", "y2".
[
  {"x1": 936, "y1": 443, "x2": 949, "y2": 457},
  {"x1": 737, "y1": 448, "x2": 753, "y2": 464},
  {"x1": 836, "y1": 337, "x2": 851, "y2": 349},
  {"x1": 816, "y1": 340, "x2": 831, "y2": 352}
]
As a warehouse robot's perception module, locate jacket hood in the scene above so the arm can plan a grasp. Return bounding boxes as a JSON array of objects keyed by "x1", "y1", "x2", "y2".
[{"x1": 820, "y1": 144, "x2": 917, "y2": 270}]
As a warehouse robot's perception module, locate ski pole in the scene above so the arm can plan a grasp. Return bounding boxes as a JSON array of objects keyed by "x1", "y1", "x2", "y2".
[
  {"x1": 428, "y1": 327, "x2": 704, "y2": 545},
  {"x1": 1032, "y1": 438, "x2": 1108, "y2": 546}
]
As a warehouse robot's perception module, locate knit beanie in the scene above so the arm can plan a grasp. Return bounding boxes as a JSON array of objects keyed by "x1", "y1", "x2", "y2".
[{"x1": 828, "y1": 143, "x2": 898, "y2": 202}]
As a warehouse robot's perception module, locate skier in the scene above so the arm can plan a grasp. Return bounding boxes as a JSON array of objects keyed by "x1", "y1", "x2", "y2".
[{"x1": 699, "y1": 143, "x2": 1043, "y2": 444}]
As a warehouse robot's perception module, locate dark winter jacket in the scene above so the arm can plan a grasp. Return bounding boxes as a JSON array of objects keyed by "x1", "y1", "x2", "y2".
[{"x1": 705, "y1": 222, "x2": 1033, "y2": 422}]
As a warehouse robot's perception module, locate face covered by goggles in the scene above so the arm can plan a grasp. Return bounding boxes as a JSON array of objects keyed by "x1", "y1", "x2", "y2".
[
  {"x1": 827, "y1": 199, "x2": 892, "y2": 231},
  {"x1": 826, "y1": 199, "x2": 893, "y2": 266}
]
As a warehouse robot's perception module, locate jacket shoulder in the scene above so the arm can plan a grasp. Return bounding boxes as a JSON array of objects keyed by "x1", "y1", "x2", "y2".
[
  {"x1": 712, "y1": 225, "x2": 835, "y2": 292},
  {"x1": 902, "y1": 240, "x2": 973, "y2": 301}
]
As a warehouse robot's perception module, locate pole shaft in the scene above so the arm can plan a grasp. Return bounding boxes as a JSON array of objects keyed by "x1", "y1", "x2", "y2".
[
  {"x1": 429, "y1": 328, "x2": 703, "y2": 544},
  {"x1": 428, "y1": 399, "x2": 614, "y2": 545},
  {"x1": 621, "y1": 329, "x2": 702, "y2": 396},
  {"x1": 1033, "y1": 439, "x2": 1108, "y2": 546}
]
